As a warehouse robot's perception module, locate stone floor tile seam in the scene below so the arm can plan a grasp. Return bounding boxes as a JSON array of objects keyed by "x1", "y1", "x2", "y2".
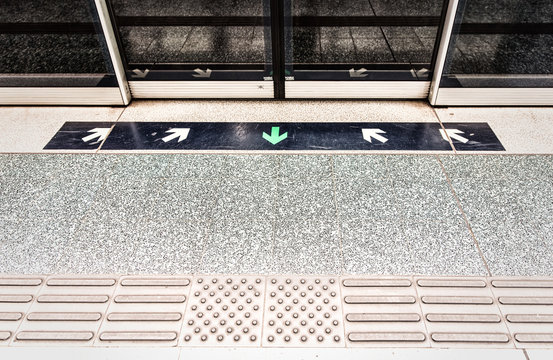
[
  {"x1": 329, "y1": 156, "x2": 345, "y2": 276},
  {"x1": 411, "y1": 275, "x2": 431, "y2": 342},
  {"x1": 175, "y1": 275, "x2": 196, "y2": 347},
  {"x1": 268, "y1": 157, "x2": 281, "y2": 266},
  {"x1": 431, "y1": 107, "x2": 456, "y2": 153},
  {"x1": 383, "y1": 157, "x2": 414, "y2": 257},
  {"x1": 259, "y1": 273, "x2": 269, "y2": 347},
  {"x1": 435, "y1": 156, "x2": 492, "y2": 277},
  {"x1": 523, "y1": 349, "x2": 531, "y2": 360},
  {"x1": 90, "y1": 275, "x2": 123, "y2": 346},
  {"x1": 196, "y1": 167, "x2": 237, "y2": 273}
]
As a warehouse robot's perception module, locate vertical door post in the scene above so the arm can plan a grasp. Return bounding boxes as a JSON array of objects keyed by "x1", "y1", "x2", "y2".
[
  {"x1": 429, "y1": 0, "x2": 460, "y2": 105},
  {"x1": 270, "y1": 0, "x2": 286, "y2": 99},
  {"x1": 94, "y1": 0, "x2": 131, "y2": 105}
]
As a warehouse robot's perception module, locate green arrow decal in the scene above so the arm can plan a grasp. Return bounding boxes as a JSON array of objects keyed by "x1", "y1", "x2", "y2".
[{"x1": 262, "y1": 126, "x2": 288, "y2": 145}]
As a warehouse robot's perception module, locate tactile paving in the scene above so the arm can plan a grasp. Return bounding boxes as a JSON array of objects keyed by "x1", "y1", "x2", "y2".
[
  {"x1": 0, "y1": 277, "x2": 44, "y2": 346},
  {"x1": 1, "y1": 275, "x2": 553, "y2": 349},
  {"x1": 13, "y1": 276, "x2": 116, "y2": 346},
  {"x1": 341, "y1": 276, "x2": 428, "y2": 347},
  {"x1": 415, "y1": 277, "x2": 511, "y2": 348},
  {"x1": 263, "y1": 276, "x2": 344, "y2": 347},
  {"x1": 491, "y1": 277, "x2": 553, "y2": 349},
  {"x1": 180, "y1": 276, "x2": 264, "y2": 346},
  {"x1": 97, "y1": 276, "x2": 191, "y2": 346}
]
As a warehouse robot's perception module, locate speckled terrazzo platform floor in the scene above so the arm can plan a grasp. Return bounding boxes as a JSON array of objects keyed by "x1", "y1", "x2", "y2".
[{"x1": 0, "y1": 153, "x2": 551, "y2": 276}]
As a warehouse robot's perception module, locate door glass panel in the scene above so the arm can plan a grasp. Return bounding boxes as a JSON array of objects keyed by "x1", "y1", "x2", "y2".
[
  {"x1": 111, "y1": 0, "x2": 273, "y2": 81},
  {"x1": 0, "y1": 0, "x2": 118, "y2": 87},
  {"x1": 441, "y1": 0, "x2": 553, "y2": 88},
  {"x1": 286, "y1": 0, "x2": 446, "y2": 81}
]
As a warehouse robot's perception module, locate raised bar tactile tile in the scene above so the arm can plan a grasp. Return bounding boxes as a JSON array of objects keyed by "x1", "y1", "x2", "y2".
[
  {"x1": 507, "y1": 315, "x2": 553, "y2": 323},
  {"x1": 121, "y1": 278, "x2": 190, "y2": 287},
  {"x1": 181, "y1": 276, "x2": 264, "y2": 346},
  {"x1": 492, "y1": 280, "x2": 553, "y2": 288},
  {"x1": 342, "y1": 279, "x2": 412, "y2": 287},
  {"x1": 431, "y1": 333, "x2": 510, "y2": 343},
  {"x1": 0, "y1": 312, "x2": 23, "y2": 321},
  {"x1": 417, "y1": 280, "x2": 487, "y2": 288},
  {"x1": 426, "y1": 314, "x2": 501, "y2": 323},
  {"x1": 421, "y1": 296, "x2": 494, "y2": 305},
  {"x1": 27, "y1": 313, "x2": 102, "y2": 321},
  {"x1": 346, "y1": 313, "x2": 421, "y2": 322},
  {"x1": 491, "y1": 278, "x2": 553, "y2": 349},
  {"x1": 99, "y1": 331, "x2": 177, "y2": 341},
  {"x1": 0, "y1": 279, "x2": 42, "y2": 286},
  {"x1": 498, "y1": 297, "x2": 553, "y2": 305},
  {"x1": 37, "y1": 295, "x2": 109, "y2": 303},
  {"x1": 114, "y1": 295, "x2": 186, "y2": 303},
  {"x1": 14, "y1": 276, "x2": 116, "y2": 346},
  {"x1": 16, "y1": 331, "x2": 94, "y2": 341},
  {"x1": 415, "y1": 276, "x2": 510, "y2": 348},
  {"x1": 98, "y1": 275, "x2": 190, "y2": 346},
  {"x1": 341, "y1": 277, "x2": 428, "y2": 347},
  {"x1": 263, "y1": 277, "x2": 344, "y2": 347},
  {"x1": 0, "y1": 295, "x2": 33, "y2": 303},
  {"x1": 47, "y1": 279, "x2": 116, "y2": 287},
  {"x1": 348, "y1": 332, "x2": 426, "y2": 342},
  {"x1": 0, "y1": 332, "x2": 11, "y2": 341},
  {"x1": 514, "y1": 334, "x2": 553, "y2": 343},
  {"x1": 344, "y1": 296, "x2": 416, "y2": 304},
  {"x1": 107, "y1": 312, "x2": 182, "y2": 322}
]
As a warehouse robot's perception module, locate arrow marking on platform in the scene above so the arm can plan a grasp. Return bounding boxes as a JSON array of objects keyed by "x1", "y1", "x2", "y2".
[
  {"x1": 193, "y1": 68, "x2": 212, "y2": 78},
  {"x1": 82, "y1": 128, "x2": 110, "y2": 143},
  {"x1": 162, "y1": 128, "x2": 190, "y2": 143},
  {"x1": 262, "y1": 127, "x2": 288, "y2": 145},
  {"x1": 440, "y1": 128, "x2": 469, "y2": 143},
  {"x1": 349, "y1": 68, "x2": 368, "y2": 78},
  {"x1": 132, "y1": 69, "x2": 150, "y2": 78},
  {"x1": 362, "y1": 128, "x2": 388, "y2": 143}
]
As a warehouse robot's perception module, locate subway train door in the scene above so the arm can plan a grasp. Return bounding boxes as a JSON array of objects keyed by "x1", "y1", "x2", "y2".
[
  {"x1": 283, "y1": 0, "x2": 448, "y2": 98},
  {"x1": 108, "y1": 0, "x2": 448, "y2": 99},
  {"x1": 108, "y1": 0, "x2": 274, "y2": 98}
]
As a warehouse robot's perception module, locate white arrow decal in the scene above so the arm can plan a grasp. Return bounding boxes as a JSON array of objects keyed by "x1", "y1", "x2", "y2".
[
  {"x1": 410, "y1": 68, "x2": 429, "y2": 78},
  {"x1": 440, "y1": 128, "x2": 469, "y2": 143},
  {"x1": 193, "y1": 68, "x2": 212, "y2": 78},
  {"x1": 349, "y1": 68, "x2": 368, "y2": 78},
  {"x1": 362, "y1": 129, "x2": 388, "y2": 143},
  {"x1": 82, "y1": 128, "x2": 110, "y2": 143},
  {"x1": 162, "y1": 128, "x2": 190, "y2": 143},
  {"x1": 132, "y1": 69, "x2": 150, "y2": 78}
]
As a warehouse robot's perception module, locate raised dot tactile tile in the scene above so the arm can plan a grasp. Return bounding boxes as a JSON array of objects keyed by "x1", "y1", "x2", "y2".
[
  {"x1": 263, "y1": 276, "x2": 344, "y2": 347},
  {"x1": 180, "y1": 276, "x2": 264, "y2": 346}
]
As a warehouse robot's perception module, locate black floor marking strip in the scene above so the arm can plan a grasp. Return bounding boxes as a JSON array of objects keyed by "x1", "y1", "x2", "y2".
[
  {"x1": 44, "y1": 122, "x2": 504, "y2": 151},
  {"x1": 44, "y1": 122, "x2": 115, "y2": 150}
]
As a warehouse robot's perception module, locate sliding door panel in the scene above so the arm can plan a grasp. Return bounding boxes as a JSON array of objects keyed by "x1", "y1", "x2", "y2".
[
  {"x1": 285, "y1": 0, "x2": 446, "y2": 98},
  {"x1": 111, "y1": 0, "x2": 274, "y2": 98},
  {"x1": 435, "y1": 0, "x2": 553, "y2": 105},
  {"x1": 0, "y1": 0, "x2": 124, "y2": 104}
]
